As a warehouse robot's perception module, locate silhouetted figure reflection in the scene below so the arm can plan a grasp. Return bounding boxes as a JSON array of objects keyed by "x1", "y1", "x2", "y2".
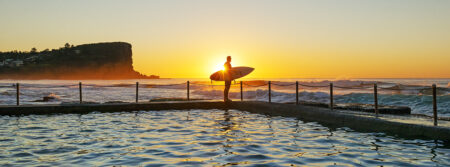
[
  {"x1": 221, "y1": 109, "x2": 233, "y2": 132},
  {"x1": 218, "y1": 109, "x2": 236, "y2": 157}
]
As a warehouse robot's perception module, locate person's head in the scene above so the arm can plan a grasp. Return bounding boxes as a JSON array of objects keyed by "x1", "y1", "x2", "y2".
[{"x1": 227, "y1": 56, "x2": 231, "y2": 62}]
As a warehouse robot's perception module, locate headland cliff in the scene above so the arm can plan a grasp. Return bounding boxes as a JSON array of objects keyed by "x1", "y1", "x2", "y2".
[{"x1": 0, "y1": 42, "x2": 159, "y2": 79}]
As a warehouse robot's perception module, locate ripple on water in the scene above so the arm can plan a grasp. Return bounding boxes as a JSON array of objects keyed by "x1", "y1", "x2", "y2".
[
  {"x1": 20, "y1": 126, "x2": 47, "y2": 130},
  {"x1": 0, "y1": 138, "x2": 14, "y2": 142},
  {"x1": 33, "y1": 146, "x2": 79, "y2": 155},
  {"x1": 12, "y1": 152, "x2": 34, "y2": 157},
  {"x1": 0, "y1": 110, "x2": 449, "y2": 166}
]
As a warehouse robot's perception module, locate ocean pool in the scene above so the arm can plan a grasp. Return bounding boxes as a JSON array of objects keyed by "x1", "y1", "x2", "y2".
[{"x1": 0, "y1": 109, "x2": 449, "y2": 166}]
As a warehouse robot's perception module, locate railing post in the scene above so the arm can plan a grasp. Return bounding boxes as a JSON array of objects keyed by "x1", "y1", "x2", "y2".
[
  {"x1": 433, "y1": 84, "x2": 437, "y2": 126},
  {"x1": 296, "y1": 81, "x2": 299, "y2": 105},
  {"x1": 374, "y1": 83, "x2": 378, "y2": 116},
  {"x1": 136, "y1": 82, "x2": 139, "y2": 103},
  {"x1": 268, "y1": 81, "x2": 271, "y2": 103},
  {"x1": 330, "y1": 82, "x2": 333, "y2": 110},
  {"x1": 240, "y1": 81, "x2": 243, "y2": 101},
  {"x1": 79, "y1": 82, "x2": 82, "y2": 104},
  {"x1": 16, "y1": 83, "x2": 19, "y2": 106},
  {"x1": 187, "y1": 81, "x2": 190, "y2": 101}
]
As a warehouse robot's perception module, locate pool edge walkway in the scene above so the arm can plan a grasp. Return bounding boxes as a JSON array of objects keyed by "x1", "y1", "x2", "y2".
[{"x1": 1, "y1": 101, "x2": 449, "y2": 141}]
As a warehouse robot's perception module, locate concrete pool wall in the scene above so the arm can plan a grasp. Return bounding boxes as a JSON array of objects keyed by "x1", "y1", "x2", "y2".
[{"x1": 0, "y1": 101, "x2": 449, "y2": 140}]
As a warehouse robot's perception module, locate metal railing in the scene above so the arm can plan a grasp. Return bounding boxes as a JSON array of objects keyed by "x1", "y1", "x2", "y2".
[{"x1": 3, "y1": 80, "x2": 444, "y2": 126}]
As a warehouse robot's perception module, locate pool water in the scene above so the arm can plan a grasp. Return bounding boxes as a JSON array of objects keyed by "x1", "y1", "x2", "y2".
[{"x1": 0, "y1": 109, "x2": 449, "y2": 166}]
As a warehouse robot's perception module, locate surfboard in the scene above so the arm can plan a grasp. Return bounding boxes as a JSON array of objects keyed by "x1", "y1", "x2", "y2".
[{"x1": 210, "y1": 66, "x2": 254, "y2": 81}]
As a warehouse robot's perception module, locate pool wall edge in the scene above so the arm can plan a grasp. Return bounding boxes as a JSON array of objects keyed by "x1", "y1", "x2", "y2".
[{"x1": 0, "y1": 101, "x2": 449, "y2": 140}]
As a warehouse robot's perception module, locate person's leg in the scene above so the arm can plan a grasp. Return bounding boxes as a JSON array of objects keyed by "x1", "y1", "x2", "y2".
[{"x1": 224, "y1": 80, "x2": 231, "y2": 101}]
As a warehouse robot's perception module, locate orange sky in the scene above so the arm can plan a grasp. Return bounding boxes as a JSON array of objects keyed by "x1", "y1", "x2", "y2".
[{"x1": 1, "y1": 0, "x2": 449, "y2": 78}]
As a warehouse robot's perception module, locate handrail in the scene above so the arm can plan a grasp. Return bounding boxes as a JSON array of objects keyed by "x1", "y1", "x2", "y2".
[
  {"x1": 20, "y1": 84, "x2": 78, "y2": 88},
  {"x1": 297, "y1": 83, "x2": 329, "y2": 88},
  {"x1": 378, "y1": 86, "x2": 432, "y2": 91},
  {"x1": 6, "y1": 80, "x2": 444, "y2": 126},
  {"x1": 190, "y1": 82, "x2": 239, "y2": 86},
  {"x1": 147, "y1": 83, "x2": 187, "y2": 87},
  {"x1": 271, "y1": 83, "x2": 296, "y2": 86},
  {"x1": 333, "y1": 85, "x2": 373, "y2": 90},
  {"x1": 243, "y1": 83, "x2": 268, "y2": 87}
]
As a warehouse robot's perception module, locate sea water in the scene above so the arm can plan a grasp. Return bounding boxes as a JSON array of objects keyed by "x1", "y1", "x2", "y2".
[
  {"x1": 0, "y1": 109, "x2": 449, "y2": 166},
  {"x1": 0, "y1": 78, "x2": 449, "y2": 117}
]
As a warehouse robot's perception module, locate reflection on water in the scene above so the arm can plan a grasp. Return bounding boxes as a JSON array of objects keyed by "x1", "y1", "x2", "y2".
[{"x1": 0, "y1": 110, "x2": 449, "y2": 166}]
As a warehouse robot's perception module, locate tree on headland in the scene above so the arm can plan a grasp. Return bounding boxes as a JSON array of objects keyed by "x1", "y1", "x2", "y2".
[
  {"x1": 64, "y1": 43, "x2": 71, "y2": 49},
  {"x1": 31, "y1": 47, "x2": 37, "y2": 53}
]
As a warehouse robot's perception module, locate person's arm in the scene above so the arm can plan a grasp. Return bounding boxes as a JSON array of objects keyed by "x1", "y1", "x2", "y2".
[{"x1": 226, "y1": 62, "x2": 232, "y2": 71}]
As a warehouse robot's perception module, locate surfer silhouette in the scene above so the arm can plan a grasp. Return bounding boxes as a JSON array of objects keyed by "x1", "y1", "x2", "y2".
[
  {"x1": 210, "y1": 56, "x2": 254, "y2": 101},
  {"x1": 224, "y1": 56, "x2": 232, "y2": 102}
]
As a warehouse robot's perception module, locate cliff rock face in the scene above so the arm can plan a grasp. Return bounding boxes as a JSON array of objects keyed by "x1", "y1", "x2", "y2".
[{"x1": 0, "y1": 42, "x2": 158, "y2": 79}]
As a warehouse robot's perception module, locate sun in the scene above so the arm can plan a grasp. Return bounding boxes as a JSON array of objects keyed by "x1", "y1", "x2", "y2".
[
  {"x1": 209, "y1": 52, "x2": 240, "y2": 73},
  {"x1": 213, "y1": 63, "x2": 225, "y2": 72}
]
